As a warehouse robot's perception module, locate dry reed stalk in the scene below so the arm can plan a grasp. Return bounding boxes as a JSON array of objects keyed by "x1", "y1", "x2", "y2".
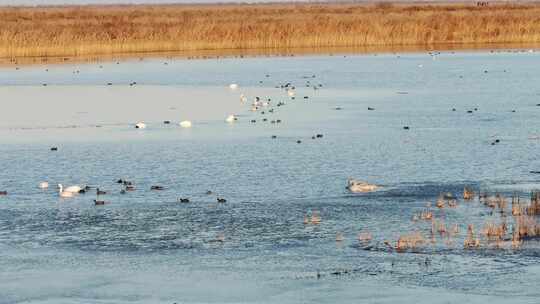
[
  {"x1": 396, "y1": 231, "x2": 425, "y2": 251},
  {"x1": 464, "y1": 224, "x2": 480, "y2": 248},
  {"x1": 357, "y1": 231, "x2": 372, "y2": 242},
  {"x1": 463, "y1": 187, "x2": 475, "y2": 200},
  {"x1": 2, "y1": 3, "x2": 540, "y2": 59}
]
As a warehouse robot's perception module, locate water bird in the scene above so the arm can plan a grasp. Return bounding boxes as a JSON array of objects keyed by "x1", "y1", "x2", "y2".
[
  {"x1": 225, "y1": 115, "x2": 237, "y2": 123},
  {"x1": 229, "y1": 83, "x2": 239, "y2": 90},
  {"x1": 206, "y1": 190, "x2": 213, "y2": 195},
  {"x1": 125, "y1": 185, "x2": 135, "y2": 191},
  {"x1": 163, "y1": 120, "x2": 171, "y2": 124},
  {"x1": 296, "y1": 140, "x2": 302, "y2": 144},
  {"x1": 316, "y1": 134, "x2": 323, "y2": 138},
  {"x1": 39, "y1": 182, "x2": 49, "y2": 189},
  {"x1": 94, "y1": 199, "x2": 106, "y2": 205},
  {"x1": 58, "y1": 184, "x2": 82, "y2": 194},
  {"x1": 96, "y1": 188, "x2": 107, "y2": 195},
  {"x1": 151, "y1": 186, "x2": 164, "y2": 191},
  {"x1": 135, "y1": 122, "x2": 146, "y2": 129},
  {"x1": 250, "y1": 120, "x2": 256, "y2": 123},
  {"x1": 178, "y1": 198, "x2": 190, "y2": 203},
  {"x1": 216, "y1": 233, "x2": 225, "y2": 242},
  {"x1": 336, "y1": 233, "x2": 345, "y2": 242},
  {"x1": 271, "y1": 135, "x2": 277, "y2": 139},
  {"x1": 367, "y1": 107, "x2": 375, "y2": 111},
  {"x1": 346, "y1": 178, "x2": 379, "y2": 193},
  {"x1": 179, "y1": 121, "x2": 192, "y2": 128},
  {"x1": 58, "y1": 185, "x2": 77, "y2": 198},
  {"x1": 50, "y1": 147, "x2": 58, "y2": 151},
  {"x1": 403, "y1": 126, "x2": 410, "y2": 130},
  {"x1": 217, "y1": 198, "x2": 227, "y2": 203}
]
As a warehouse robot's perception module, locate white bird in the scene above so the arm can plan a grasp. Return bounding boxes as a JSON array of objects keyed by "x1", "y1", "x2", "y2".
[
  {"x1": 346, "y1": 178, "x2": 379, "y2": 193},
  {"x1": 39, "y1": 181, "x2": 49, "y2": 189},
  {"x1": 225, "y1": 115, "x2": 236, "y2": 123},
  {"x1": 229, "y1": 83, "x2": 239, "y2": 90},
  {"x1": 179, "y1": 120, "x2": 192, "y2": 128},
  {"x1": 135, "y1": 122, "x2": 146, "y2": 129},
  {"x1": 287, "y1": 90, "x2": 295, "y2": 97},
  {"x1": 58, "y1": 184, "x2": 82, "y2": 193},
  {"x1": 58, "y1": 184, "x2": 79, "y2": 198}
]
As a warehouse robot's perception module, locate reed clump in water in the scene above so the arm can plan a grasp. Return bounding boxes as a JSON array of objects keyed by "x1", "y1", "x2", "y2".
[
  {"x1": 2, "y1": 3, "x2": 540, "y2": 59},
  {"x1": 463, "y1": 187, "x2": 475, "y2": 200}
]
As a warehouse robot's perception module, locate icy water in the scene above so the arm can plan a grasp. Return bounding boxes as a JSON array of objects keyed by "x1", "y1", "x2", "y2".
[{"x1": 1, "y1": 51, "x2": 540, "y2": 303}]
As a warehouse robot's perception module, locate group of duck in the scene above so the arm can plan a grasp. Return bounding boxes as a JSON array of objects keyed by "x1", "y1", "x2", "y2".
[{"x1": 28, "y1": 180, "x2": 227, "y2": 205}]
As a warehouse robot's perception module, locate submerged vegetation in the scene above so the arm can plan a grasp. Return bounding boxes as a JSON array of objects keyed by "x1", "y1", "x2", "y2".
[{"x1": 1, "y1": 2, "x2": 540, "y2": 59}]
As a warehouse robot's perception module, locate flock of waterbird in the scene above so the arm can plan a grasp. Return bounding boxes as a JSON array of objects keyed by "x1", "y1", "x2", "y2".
[{"x1": 2, "y1": 50, "x2": 540, "y2": 254}]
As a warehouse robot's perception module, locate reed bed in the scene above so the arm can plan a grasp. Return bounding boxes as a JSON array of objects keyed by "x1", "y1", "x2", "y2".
[
  {"x1": 2, "y1": 2, "x2": 540, "y2": 59},
  {"x1": 381, "y1": 188, "x2": 540, "y2": 252}
]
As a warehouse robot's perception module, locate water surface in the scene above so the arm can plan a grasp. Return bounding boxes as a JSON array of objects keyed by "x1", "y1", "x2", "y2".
[{"x1": 1, "y1": 50, "x2": 540, "y2": 303}]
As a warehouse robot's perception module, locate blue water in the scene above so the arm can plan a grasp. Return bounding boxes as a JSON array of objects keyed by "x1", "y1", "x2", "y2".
[{"x1": 1, "y1": 50, "x2": 540, "y2": 303}]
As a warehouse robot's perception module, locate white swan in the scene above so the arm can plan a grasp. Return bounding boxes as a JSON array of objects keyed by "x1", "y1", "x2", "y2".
[
  {"x1": 58, "y1": 184, "x2": 82, "y2": 193},
  {"x1": 346, "y1": 178, "x2": 380, "y2": 193},
  {"x1": 229, "y1": 83, "x2": 239, "y2": 90},
  {"x1": 225, "y1": 115, "x2": 236, "y2": 123},
  {"x1": 58, "y1": 184, "x2": 79, "y2": 198},
  {"x1": 39, "y1": 182, "x2": 49, "y2": 189},
  {"x1": 135, "y1": 122, "x2": 146, "y2": 129},
  {"x1": 287, "y1": 90, "x2": 295, "y2": 97},
  {"x1": 179, "y1": 120, "x2": 192, "y2": 128}
]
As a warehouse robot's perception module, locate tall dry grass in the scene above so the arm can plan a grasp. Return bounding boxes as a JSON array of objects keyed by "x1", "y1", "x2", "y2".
[{"x1": 1, "y1": 3, "x2": 540, "y2": 59}]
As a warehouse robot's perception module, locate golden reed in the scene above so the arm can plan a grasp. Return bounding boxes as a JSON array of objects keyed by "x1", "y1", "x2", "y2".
[{"x1": 1, "y1": 2, "x2": 540, "y2": 59}]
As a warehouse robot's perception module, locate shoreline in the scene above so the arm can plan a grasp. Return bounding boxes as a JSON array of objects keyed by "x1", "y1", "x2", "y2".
[{"x1": 2, "y1": 42, "x2": 540, "y2": 66}]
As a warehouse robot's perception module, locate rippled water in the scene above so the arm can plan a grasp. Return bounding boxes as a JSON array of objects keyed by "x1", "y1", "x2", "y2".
[{"x1": 1, "y1": 51, "x2": 540, "y2": 303}]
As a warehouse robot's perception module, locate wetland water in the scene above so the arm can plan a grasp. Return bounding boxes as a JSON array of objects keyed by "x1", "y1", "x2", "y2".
[{"x1": 1, "y1": 50, "x2": 540, "y2": 303}]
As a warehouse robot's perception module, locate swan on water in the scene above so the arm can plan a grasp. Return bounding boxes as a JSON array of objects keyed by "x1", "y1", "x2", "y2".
[
  {"x1": 39, "y1": 182, "x2": 49, "y2": 189},
  {"x1": 135, "y1": 122, "x2": 146, "y2": 129},
  {"x1": 58, "y1": 184, "x2": 79, "y2": 198},
  {"x1": 58, "y1": 184, "x2": 82, "y2": 193},
  {"x1": 346, "y1": 178, "x2": 380, "y2": 193},
  {"x1": 229, "y1": 83, "x2": 239, "y2": 90},
  {"x1": 225, "y1": 115, "x2": 236, "y2": 123},
  {"x1": 179, "y1": 121, "x2": 192, "y2": 128}
]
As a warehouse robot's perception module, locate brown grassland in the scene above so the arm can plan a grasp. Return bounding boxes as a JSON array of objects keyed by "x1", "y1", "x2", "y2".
[{"x1": 1, "y1": 2, "x2": 540, "y2": 60}]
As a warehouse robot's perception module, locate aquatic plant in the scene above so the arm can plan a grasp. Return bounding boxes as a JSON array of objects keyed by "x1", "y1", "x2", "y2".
[
  {"x1": 463, "y1": 187, "x2": 475, "y2": 200},
  {"x1": 2, "y1": 3, "x2": 540, "y2": 59}
]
